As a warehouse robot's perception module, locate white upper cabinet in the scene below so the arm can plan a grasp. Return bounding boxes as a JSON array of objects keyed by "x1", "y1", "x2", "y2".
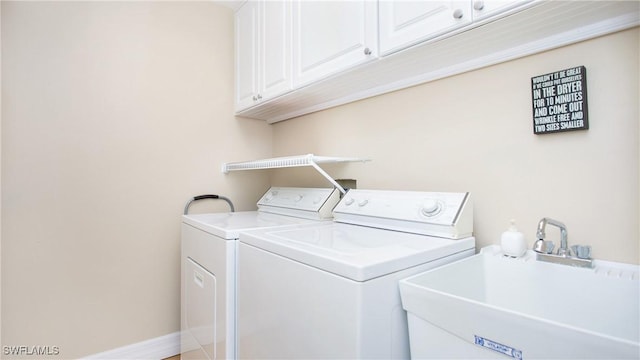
[
  {"x1": 292, "y1": 0, "x2": 378, "y2": 87},
  {"x1": 235, "y1": 1, "x2": 259, "y2": 110},
  {"x1": 235, "y1": 1, "x2": 292, "y2": 111},
  {"x1": 379, "y1": 1, "x2": 472, "y2": 56},
  {"x1": 234, "y1": 1, "x2": 638, "y2": 122}
]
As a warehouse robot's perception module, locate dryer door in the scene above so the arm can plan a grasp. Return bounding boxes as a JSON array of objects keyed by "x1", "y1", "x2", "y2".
[{"x1": 186, "y1": 258, "x2": 216, "y2": 359}]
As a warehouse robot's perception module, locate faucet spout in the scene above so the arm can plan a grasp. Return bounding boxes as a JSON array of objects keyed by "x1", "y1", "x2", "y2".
[{"x1": 535, "y1": 218, "x2": 570, "y2": 257}]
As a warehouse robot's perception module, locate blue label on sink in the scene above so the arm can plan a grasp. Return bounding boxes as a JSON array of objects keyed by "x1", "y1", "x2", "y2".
[{"x1": 474, "y1": 335, "x2": 523, "y2": 359}]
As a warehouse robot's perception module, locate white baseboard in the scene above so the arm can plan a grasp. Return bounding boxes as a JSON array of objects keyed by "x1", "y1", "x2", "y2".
[{"x1": 82, "y1": 331, "x2": 180, "y2": 360}]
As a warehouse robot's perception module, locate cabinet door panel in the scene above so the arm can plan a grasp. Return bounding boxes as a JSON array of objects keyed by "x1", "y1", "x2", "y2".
[
  {"x1": 472, "y1": 0, "x2": 532, "y2": 20},
  {"x1": 235, "y1": 1, "x2": 259, "y2": 110},
  {"x1": 293, "y1": 0, "x2": 376, "y2": 87},
  {"x1": 379, "y1": 0, "x2": 471, "y2": 55},
  {"x1": 261, "y1": 1, "x2": 291, "y2": 99}
]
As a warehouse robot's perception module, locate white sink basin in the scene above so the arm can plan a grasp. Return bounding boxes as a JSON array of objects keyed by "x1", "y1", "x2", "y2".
[{"x1": 400, "y1": 245, "x2": 640, "y2": 359}]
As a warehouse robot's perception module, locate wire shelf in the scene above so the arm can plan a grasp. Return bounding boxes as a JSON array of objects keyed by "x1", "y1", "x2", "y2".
[{"x1": 221, "y1": 154, "x2": 369, "y2": 194}]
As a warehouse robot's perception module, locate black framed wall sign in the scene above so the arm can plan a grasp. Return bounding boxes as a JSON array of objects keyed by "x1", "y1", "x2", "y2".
[{"x1": 531, "y1": 66, "x2": 589, "y2": 135}]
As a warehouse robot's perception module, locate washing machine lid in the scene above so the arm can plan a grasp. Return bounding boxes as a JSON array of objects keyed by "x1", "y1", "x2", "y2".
[
  {"x1": 239, "y1": 223, "x2": 475, "y2": 281},
  {"x1": 183, "y1": 211, "x2": 323, "y2": 240}
]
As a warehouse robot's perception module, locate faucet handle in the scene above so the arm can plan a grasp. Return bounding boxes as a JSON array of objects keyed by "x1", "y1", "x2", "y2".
[
  {"x1": 571, "y1": 245, "x2": 591, "y2": 259},
  {"x1": 544, "y1": 241, "x2": 555, "y2": 254}
]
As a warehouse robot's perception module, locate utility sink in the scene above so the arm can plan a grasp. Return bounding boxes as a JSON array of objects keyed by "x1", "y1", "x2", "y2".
[{"x1": 399, "y1": 245, "x2": 640, "y2": 359}]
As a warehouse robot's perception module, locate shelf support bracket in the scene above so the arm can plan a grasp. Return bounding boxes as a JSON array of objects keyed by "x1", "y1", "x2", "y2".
[{"x1": 308, "y1": 158, "x2": 347, "y2": 194}]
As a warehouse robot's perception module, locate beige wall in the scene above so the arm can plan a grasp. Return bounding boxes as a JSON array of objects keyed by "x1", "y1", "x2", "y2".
[
  {"x1": 272, "y1": 28, "x2": 640, "y2": 265},
  {"x1": 1, "y1": 2, "x2": 271, "y2": 358}
]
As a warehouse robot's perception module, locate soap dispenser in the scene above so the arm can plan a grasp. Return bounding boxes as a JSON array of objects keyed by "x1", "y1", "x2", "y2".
[{"x1": 501, "y1": 219, "x2": 527, "y2": 258}]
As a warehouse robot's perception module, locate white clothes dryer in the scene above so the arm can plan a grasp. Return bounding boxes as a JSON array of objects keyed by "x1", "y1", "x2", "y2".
[
  {"x1": 181, "y1": 187, "x2": 340, "y2": 360},
  {"x1": 237, "y1": 189, "x2": 476, "y2": 359}
]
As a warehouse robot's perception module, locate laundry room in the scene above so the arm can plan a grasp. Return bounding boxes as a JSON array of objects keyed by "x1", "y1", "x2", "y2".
[{"x1": 1, "y1": 1, "x2": 638, "y2": 359}]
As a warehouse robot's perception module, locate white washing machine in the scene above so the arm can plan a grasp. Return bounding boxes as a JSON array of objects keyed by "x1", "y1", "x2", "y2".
[
  {"x1": 237, "y1": 189, "x2": 476, "y2": 359},
  {"x1": 181, "y1": 187, "x2": 340, "y2": 360}
]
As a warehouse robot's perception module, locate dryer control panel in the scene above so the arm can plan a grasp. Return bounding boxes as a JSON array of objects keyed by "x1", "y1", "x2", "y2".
[
  {"x1": 333, "y1": 190, "x2": 473, "y2": 239},
  {"x1": 257, "y1": 187, "x2": 340, "y2": 220}
]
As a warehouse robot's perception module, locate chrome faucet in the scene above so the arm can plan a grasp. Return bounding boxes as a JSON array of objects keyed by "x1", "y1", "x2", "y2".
[
  {"x1": 533, "y1": 217, "x2": 593, "y2": 268},
  {"x1": 534, "y1": 217, "x2": 570, "y2": 256}
]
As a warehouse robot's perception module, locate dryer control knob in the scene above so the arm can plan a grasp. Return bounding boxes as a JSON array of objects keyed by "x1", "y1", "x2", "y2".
[
  {"x1": 344, "y1": 197, "x2": 355, "y2": 206},
  {"x1": 358, "y1": 199, "x2": 369, "y2": 207},
  {"x1": 421, "y1": 199, "x2": 441, "y2": 216}
]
